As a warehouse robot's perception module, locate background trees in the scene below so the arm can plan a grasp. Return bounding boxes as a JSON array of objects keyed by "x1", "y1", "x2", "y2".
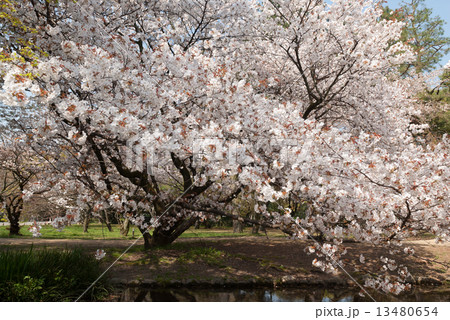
[
  {"x1": 381, "y1": 0, "x2": 450, "y2": 139},
  {"x1": 382, "y1": 0, "x2": 450, "y2": 76},
  {"x1": 0, "y1": 135, "x2": 39, "y2": 235}
]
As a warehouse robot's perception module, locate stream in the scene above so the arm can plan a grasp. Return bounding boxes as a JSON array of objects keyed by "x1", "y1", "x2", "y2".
[{"x1": 118, "y1": 286, "x2": 450, "y2": 302}]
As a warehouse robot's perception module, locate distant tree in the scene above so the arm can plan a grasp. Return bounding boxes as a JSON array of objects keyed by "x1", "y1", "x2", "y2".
[
  {"x1": 382, "y1": 0, "x2": 450, "y2": 76},
  {"x1": 441, "y1": 62, "x2": 450, "y2": 90},
  {"x1": 0, "y1": 136, "x2": 37, "y2": 235}
]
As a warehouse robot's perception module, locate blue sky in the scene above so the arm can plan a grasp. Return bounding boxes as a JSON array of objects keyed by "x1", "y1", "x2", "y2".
[{"x1": 385, "y1": 0, "x2": 450, "y2": 67}]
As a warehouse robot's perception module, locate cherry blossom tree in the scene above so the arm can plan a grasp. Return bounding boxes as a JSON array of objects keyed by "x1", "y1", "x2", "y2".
[
  {"x1": 0, "y1": 135, "x2": 41, "y2": 235},
  {"x1": 0, "y1": 0, "x2": 449, "y2": 295}
]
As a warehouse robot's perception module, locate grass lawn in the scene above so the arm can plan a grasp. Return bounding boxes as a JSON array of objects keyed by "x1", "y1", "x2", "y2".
[
  {"x1": 0, "y1": 223, "x2": 283, "y2": 240},
  {"x1": 0, "y1": 224, "x2": 133, "y2": 240}
]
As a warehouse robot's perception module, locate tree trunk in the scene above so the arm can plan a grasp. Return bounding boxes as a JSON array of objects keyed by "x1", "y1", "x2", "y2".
[
  {"x1": 6, "y1": 195, "x2": 23, "y2": 236},
  {"x1": 120, "y1": 218, "x2": 130, "y2": 236},
  {"x1": 233, "y1": 220, "x2": 243, "y2": 233},
  {"x1": 143, "y1": 233, "x2": 151, "y2": 250},
  {"x1": 203, "y1": 219, "x2": 213, "y2": 229},
  {"x1": 140, "y1": 228, "x2": 152, "y2": 250},
  {"x1": 83, "y1": 214, "x2": 90, "y2": 233},
  {"x1": 151, "y1": 228, "x2": 173, "y2": 247},
  {"x1": 8, "y1": 214, "x2": 20, "y2": 235},
  {"x1": 250, "y1": 213, "x2": 258, "y2": 234},
  {"x1": 102, "y1": 210, "x2": 113, "y2": 232},
  {"x1": 149, "y1": 216, "x2": 197, "y2": 247}
]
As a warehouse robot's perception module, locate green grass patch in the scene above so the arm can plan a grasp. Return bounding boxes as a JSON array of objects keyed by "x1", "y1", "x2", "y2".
[
  {"x1": 0, "y1": 223, "x2": 137, "y2": 240},
  {"x1": 258, "y1": 258, "x2": 288, "y2": 272},
  {"x1": 0, "y1": 223, "x2": 285, "y2": 240},
  {"x1": 178, "y1": 247, "x2": 226, "y2": 267},
  {"x1": 0, "y1": 246, "x2": 109, "y2": 301}
]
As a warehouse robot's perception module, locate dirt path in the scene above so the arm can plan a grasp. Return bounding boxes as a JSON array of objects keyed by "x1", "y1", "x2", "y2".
[
  {"x1": 0, "y1": 238, "x2": 144, "y2": 249},
  {"x1": 1, "y1": 236, "x2": 449, "y2": 289}
]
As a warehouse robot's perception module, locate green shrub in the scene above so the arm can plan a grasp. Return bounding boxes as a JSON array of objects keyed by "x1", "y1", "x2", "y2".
[
  {"x1": 0, "y1": 247, "x2": 109, "y2": 301},
  {"x1": 430, "y1": 110, "x2": 450, "y2": 135},
  {"x1": 9, "y1": 276, "x2": 45, "y2": 301}
]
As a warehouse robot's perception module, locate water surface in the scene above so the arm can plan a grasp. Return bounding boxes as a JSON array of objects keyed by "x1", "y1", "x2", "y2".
[{"x1": 119, "y1": 286, "x2": 450, "y2": 302}]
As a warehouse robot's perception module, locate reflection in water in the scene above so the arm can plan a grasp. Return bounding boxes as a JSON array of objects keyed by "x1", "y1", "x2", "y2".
[{"x1": 119, "y1": 287, "x2": 450, "y2": 302}]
